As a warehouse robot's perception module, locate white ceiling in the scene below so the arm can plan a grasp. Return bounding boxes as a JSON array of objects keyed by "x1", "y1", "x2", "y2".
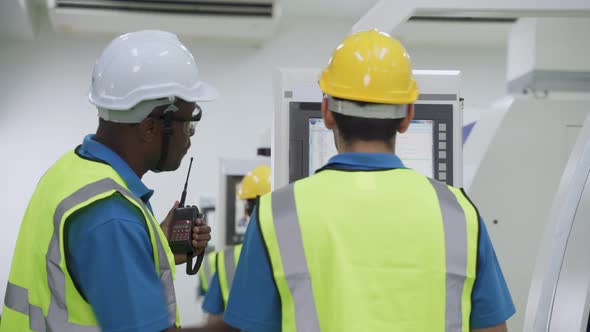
[
  {"x1": 0, "y1": 0, "x2": 511, "y2": 47},
  {"x1": 281, "y1": 0, "x2": 379, "y2": 19},
  {"x1": 280, "y1": 0, "x2": 512, "y2": 47},
  {"x1": 0, "y1": 0, "x2": 381, "y2": 40},
  {"x1": 397, "y1": 21, "x2": 511, "y2": 47}
]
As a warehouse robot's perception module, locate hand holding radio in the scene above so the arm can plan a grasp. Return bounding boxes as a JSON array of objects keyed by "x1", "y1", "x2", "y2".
[
  {"x1": 161, "y1": 202, "x2": 211, "y2": 265},
  {"x1": 191, "y1": 215, "x2": 211, "y2": 255},
  {"x1": 163, "y1": 157, "x2": 209, "y2": 275}
]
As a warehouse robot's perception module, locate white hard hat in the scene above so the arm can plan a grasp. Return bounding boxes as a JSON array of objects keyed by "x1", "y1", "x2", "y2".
[{"x1": 89, "y1": 30, "x2": 218, "y2": 123}]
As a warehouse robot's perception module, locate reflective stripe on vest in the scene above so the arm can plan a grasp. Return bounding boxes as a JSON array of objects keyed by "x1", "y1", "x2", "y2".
[
  {"x1": 3, "y1": 178, "x2": 177, "y2": 331},
  {"x1": 218, "y1": 245, "x2": 242, "y2": 308},
  {"x1": 268, "y1": 178, "x2": 474, "y2": 332},
  {"x1": 428, "y1": 178, "x2": 468, "y2": 331},
  {"x1": 4, "y1": 282, "x2": 48, "y2": 332},
  {"x1": 270, "y1": 184, "x2": 320, "y2": 332}
]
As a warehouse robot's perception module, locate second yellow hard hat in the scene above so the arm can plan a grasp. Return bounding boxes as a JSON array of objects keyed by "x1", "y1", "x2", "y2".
[{"x1": 238, "y1": 165, "x2": 271, "y2": 200}]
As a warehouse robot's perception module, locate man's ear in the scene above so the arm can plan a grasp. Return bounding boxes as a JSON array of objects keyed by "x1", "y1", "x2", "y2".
[
  {"x1": 138, "y1": 117, "x2": 159, "y2": 143},
  {"x1": 322, "y1": 96, "x2": 337, "y2": 130},
  {"x1": 397, "y1": 104, "x2": 415, "y2": 134}
]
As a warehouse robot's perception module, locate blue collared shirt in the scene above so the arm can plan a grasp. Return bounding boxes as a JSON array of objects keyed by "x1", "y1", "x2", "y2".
[
  {"x1": 222, "y1": 152, "x2": 516, "y2": 331},
  {"x1": 65, "y1": 135, "x2": 171, "y2": 332}
]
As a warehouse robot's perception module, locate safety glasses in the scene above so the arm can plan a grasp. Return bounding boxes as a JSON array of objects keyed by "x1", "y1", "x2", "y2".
[{"x1": 151, "y1": 104, "x2": 202, "y2": 136}]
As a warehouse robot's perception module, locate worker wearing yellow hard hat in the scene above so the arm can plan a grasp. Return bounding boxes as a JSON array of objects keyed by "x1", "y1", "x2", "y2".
[
  {"x1": 237, "y1": 165, "x2": 272, "y2": 218},
  {"x1": 198, "y1": 165, "x2": 271, "y2": 302},
  {"x1": 201, "y1": 165, "x2": 271, "y2": 323},
  {"x1": 222, "y1": 29, "x2": 515, "y2": 332}
]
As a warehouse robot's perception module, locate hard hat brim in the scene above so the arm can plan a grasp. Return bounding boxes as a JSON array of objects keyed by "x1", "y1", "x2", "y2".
[
  {"x1": 89, "y1": 80, "x2": 219, "y2": 111},
  {"x1": 190, "y1": 81, "x2": 219, "y2": 102}
]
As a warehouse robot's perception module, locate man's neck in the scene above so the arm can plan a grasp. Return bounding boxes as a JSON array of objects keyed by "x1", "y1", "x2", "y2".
[
  {"x1": 339, "y1": 140, "x2": 396, "y2": 154},
  {"x1": 93, "y1": 135, "x2": 148, "y2": 178}
]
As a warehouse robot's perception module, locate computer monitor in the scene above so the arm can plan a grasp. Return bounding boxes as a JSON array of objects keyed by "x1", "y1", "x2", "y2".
[
  {"x1": 289, "y1": 102, "x2": 454, "y2": 184},
  {"x1": 308, "y1": 117, "x2": 436, "y2": 177},
  {"x1": 199, "y1": 206, "x2": 216, "y2": 252},
  {"x1": 306, "y1": 114, "x2": 449, "y2": 178},
  {"x1": 201, "y1": 206, "x2": 216, "y2": 226},
  {"x1": 272, "y1": 69, "x2": 462, "y2": 188},
  {"x1": 225, "y1": 175, "x2": 247, "y2": 245}
]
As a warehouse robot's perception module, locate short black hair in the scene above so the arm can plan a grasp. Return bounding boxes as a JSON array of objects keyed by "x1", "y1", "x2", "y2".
[{"x1": 330, "y1": 98, "x2": 403, "y2": 145}]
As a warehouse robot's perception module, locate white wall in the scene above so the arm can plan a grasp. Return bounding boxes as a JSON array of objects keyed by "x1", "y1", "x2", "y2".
[
  {"x1": 408, "y1": 44, "x2": 508, "y2": 117},
  {"x1": 469, "y1": 98, "x2": 590, "y2": 331},
  {"x1": 0, "y1": 17, "x2": 508, "y2": 326}
]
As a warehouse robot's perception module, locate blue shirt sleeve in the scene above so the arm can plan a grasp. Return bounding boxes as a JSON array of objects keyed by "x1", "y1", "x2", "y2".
[
  {"x1": 66, "y1": 194, "x2": 171, "y2": 332},
  {"x1": 469, "y1": 218, "x2": 516, "y2": 328},
  {"x1": 202, "y1": 272, "x2": 225, "y2": 315},
  {"x1": 224, "y1": 206, "x2": 282, "y2": 332}
]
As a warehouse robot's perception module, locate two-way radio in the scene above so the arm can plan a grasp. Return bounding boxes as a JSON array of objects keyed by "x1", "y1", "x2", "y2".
[{"x1": 168, "y1": 157, "x2": 204, "y2": 275}]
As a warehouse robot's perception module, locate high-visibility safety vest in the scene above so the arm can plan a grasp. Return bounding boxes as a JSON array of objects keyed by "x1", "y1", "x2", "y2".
[
  {"x1": 258, "y1": 169, "x2": 480, "y2": 332},
  {"x1": 199, "y1": 251, "x2": 218, "y2": 294},
  {"x1": 217, "y1": 245, "x2": 242, "y2": 308},
  {"x1": 0, "y1": 148, "x2": 179, "y2": 332}
]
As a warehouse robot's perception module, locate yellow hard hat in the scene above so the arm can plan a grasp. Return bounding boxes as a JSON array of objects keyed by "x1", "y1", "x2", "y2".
[
  {"x1": 238, "y1": 165, "x2": 271, "y2": 199},
  {"x1": 319, "y1": 29, "x2": 419, "y2": 105}
]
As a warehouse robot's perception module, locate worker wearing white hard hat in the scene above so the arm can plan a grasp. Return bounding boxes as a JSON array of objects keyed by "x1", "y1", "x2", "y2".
[{"x1": 0, "y1": 31, "x2": 220, "y2": 332}]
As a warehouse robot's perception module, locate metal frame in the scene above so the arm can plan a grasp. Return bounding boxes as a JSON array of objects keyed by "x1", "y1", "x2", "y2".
[
  {"x1": 215, "y1": 157, "x2": 270, "y2": 248},
  {"x1": 272, "y1": 68, "x2": 463, "y2": 189},
  {"x1": 524, "y1": 112, "x2": 590, "y2": 332}
]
